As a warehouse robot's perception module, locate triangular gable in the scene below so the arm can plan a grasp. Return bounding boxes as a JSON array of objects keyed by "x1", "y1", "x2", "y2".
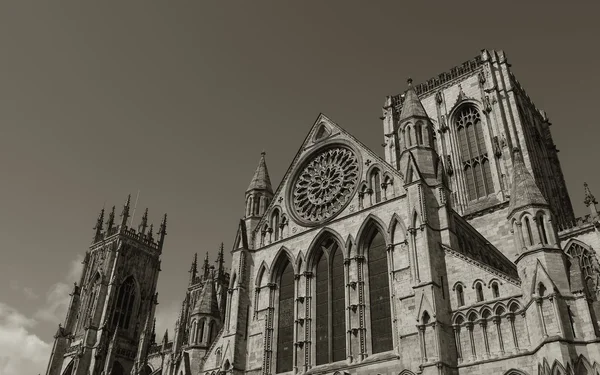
[
  {"x1": 232, "y1": 219, "x2": 248, "y2": 250},
  {"x1": 404, "y1": 151, "x2": 422, "y2": 185},
  {"x1": 253, "y1": 113, "x2": 406, "y2": 235},
  {"x1": 415, "y1": 292, "x2": 435, "y2": 322},
  {"x1": 530, "y1": 260, "x2": 559, "y2": 296}
]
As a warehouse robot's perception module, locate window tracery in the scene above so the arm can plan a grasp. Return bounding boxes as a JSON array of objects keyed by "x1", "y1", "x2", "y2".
[
  {"x1": 366, "y1": 230, "x2": 393, "y2": 353},
  {"x1": 111, "y1": 277, "x2": 136, "y2": 331},
  {"x1": 290, "y1": 146, "x2": 359, "y2": 225},
  {"x1": 455, "y1": 106, "x2": 494, "y2": 200}
]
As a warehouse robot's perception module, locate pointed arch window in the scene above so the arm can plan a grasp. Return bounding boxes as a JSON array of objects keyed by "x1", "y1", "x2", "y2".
[
  {"x1": 370, "y1": 169, "x2": 382, "y2": 204},
  {"x1": 111, "y1": 277, "x2": 136, "y2": 330},
  {"x1": 314, "y1": 238, "x2": 347, "y2": 365},
  {"x1": 198, "y1": 319, "x2": 205, "y2": 343},
  {"x1": 276, "y1": 258, "x2": 294, "y2": 373},
  {"x1": 456, "y1": 284, "x2": 465, "y2": 307},
  {"x1": 455, "y1": 106, "x2": 494, "y2": 200},
  {"x1": 271, "y1": 209, "x2": 281, "y2": 241},
  {"x1": 491, "y1": 282, "x2": 500, "y2": 299},
  {"x1": 524, "y1": 216, "x2": 534, "y2": 246},
  {"x1": 566, "y1": 243, "x2": 600, "y2": 299},
  {"x1": 475, "y1": 282, "x2": 484, "y2": 302},
  {"x1": 367, "y1": 230, "x2": 393, "y2": 353}
]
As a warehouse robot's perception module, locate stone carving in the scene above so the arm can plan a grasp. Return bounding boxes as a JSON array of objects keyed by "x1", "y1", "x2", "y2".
[{"x1": 291, "y1": 147, "x2": 359, "y2": 224}]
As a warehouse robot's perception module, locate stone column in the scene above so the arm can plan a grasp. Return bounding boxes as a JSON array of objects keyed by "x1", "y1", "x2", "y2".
[
  {"x1": 536, "y1": 298, "x2": 548, "y2": 338},
  {"x1": 480, "y1": 320, "x2": 490, "y2": 359},
  {"x1": 507, "y1": 314, "x2": 519, "y2": 353},
  {"x1": 418, "y1": 325, "x2": 427, "y2": 363},
  {"x1": 453, "y1": 325, "x2": 462, "y2": 363},
  {"x1": 493, "y1": 316, "x2": 504, "y2": 355},
  {"x1": 467, "y1": 322, "x2": 476, "y2": 361}
]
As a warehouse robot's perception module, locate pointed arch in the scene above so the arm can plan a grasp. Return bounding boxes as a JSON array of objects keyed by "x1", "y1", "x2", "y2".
[
  {"x1": 356, "y1": 214, "x2": 389, "y2": 252},
  {"x1": 453, "y1": 312, "x2": 466, "y2": 325},
  {"x1": 388, "y1": 213, "x2": 407, "y2": 244},
  {"x1": 551, "y1": 359, "x2": 567, "y2": 375},
  {"x1": 305, "y1": 227, "x2": 347, "y2": 267},
  {"x1": 361, "y1": 219, "x2": 393, "y2": 354},
  {"x1": 308, "y1": 228, "x2": 347, "y2": 364},
  {"x1": 62, "y1": 360, "x2": 75, "y2": 375},
  {"x1": 274, "y1": 249, "x2": 294, "y2": 373},
  {"x1": 480, "y1": 306, "x2": 493, "y2": 320},
  {"x1": 111, "y1": 275, "x2": 138, "y2": 330},
  {"x1": 255, "y1": 261, "x2": 269, "y2": 287},
  {"x1": 507, "y1": 299, "x2": 522, "y2": 313},
  {"x1": 110, "y1": 361, "x2": 125, "y2": 375},
  {"x1": 503, "y1": 370, "x2": 529, "y2": 375},
  {"x1": 269, "y1": 246, "x2": 295, "y2": 283},
  {"x1": 575, "y1": 354, "x2": 593, "y2": 375},
  {"x1": 411, "y1": 208, "x2": 421, "y2": 229},
  {"x1": 345, "y1": 234, "x2": 356, "y2": 258}
]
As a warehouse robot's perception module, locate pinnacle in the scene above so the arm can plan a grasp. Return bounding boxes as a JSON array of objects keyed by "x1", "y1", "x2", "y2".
[
  {"x1": 398, "y1": 78, "x2": 428, "y2": 123},
  {"x1": 584, "y1": 182, "x2": 598, "y2": 207},
  {"x1": 507, "y1": 147, "x2": 548, "y2": 217},
  {"x1": 246, "y1": 151, "x2": 273, "y2": 193}
]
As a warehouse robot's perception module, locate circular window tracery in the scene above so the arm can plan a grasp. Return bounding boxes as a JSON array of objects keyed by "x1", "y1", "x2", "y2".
[{"x1": 290, "y1": 146, "x2": 359, "y2": 225}]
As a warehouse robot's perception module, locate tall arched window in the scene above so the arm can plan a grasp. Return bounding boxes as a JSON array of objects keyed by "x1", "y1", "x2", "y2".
[
  {"x1": 456, "y1": 284, "x2": 465, "y2": 307},
  {"x1": 537, "y1": 213, "x2": 549, "y2": 245},
  {"x1": 111, "y1": 277, "x2": 136, "y2": 330},
  {"x1": 566, "y1": 243, "x2": 600, "y2": 299},
  {"x1": 367, "y1": 230, "x2": 393, "y2": 353},
  {"x1": 276, "y1": 258, "x2": 294, "y2": 373},
  {"x1": 198, "y1": 319, "x2": 205, "y2": 343},
  {"x1": 491, "y1": 282, "x2": 500, "y2": 299},
  {"x1": 271, "y1": 210, "x2": 280, "y2": 241},
  {"x1": 524, "y1": 217, "x2": 534, "y2": 246},
  {"x1": 370, "y1": 170, "x2": 382, "y2": 204},
  {"x1": 475, "y1": 282, "x2": 484, "y2": 302},
  {"x1": 62, "y1": 361, "x2": 75, "y2": 375},
  {"x1": 406, "y1": 126, "x2": 413, "y2": 148},
  {"x1": 314, "y1": 238, "x2": 346, "y2": 365},
  {"x1": 455, "y1": 106, "x2": 494, "y2": 201},
  {"x1": 415, "y1": 121, "x2": 423, "y2": 145}
]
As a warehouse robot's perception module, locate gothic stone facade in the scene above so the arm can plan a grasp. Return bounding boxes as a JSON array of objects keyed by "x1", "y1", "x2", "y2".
[{"x1": 47, "y1": 50, "x2": 600, "y2": 375}]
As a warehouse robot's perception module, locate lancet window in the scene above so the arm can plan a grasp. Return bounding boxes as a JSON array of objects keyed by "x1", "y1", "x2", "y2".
[
  {"x1": 276, "y1": 258, "x2": 294, "y2": 373},
  {"x1": 455, "y1": 105, "x2": 494, "y2": 201},
  {"x1": 111, "y1": 276, "x2": 136, "y2": 330},
  {"x1": 366, "y1": 229, "x2": 393, "y2": 353},
  {"x1": 314, "y1": 238, "x2": 347, "y2": 364}
]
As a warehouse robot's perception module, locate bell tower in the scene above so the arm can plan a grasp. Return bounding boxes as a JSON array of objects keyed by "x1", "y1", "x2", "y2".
[{"x1": 45, "y1": 196, "x2": 167, "y2": 375}]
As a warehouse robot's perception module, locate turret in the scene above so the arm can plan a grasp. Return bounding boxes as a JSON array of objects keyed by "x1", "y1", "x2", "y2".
[
  {"x1": 396, "y1": 79, "x2": 440, "y2": 184},
  {"x1": 188, "y1": 277, "x2": 221, "y2": 348},
  {"x1": 244, "y1": 151, "x2": 273, "y2": 242},
  {"x1": 508, "y1": 148, "x2": 572, "y2": 341}
]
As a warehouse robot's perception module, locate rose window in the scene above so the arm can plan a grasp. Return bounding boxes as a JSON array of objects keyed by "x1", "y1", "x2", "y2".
[{"x1": 291, "y1": 147, "x2": 359, "y2": 224}]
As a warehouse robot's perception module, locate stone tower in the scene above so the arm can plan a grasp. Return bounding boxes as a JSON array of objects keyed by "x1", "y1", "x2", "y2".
[{"x1": 45, "y1": 196, "x2": 167, "y2": 375}]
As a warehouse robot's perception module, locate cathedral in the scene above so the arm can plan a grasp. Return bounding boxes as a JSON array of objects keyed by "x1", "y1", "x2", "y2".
[{"x1": 46, "y1": 49, "x2": 600, "y2": 375}]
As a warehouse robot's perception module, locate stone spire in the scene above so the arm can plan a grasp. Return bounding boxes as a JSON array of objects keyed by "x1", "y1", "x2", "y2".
[
  {"x1": 203, "y1": 252, "x2": 210, "y2": 280},
  {"x1": 191, "y1": 277, "x2": 220, "y2": 318},
  {"x1": 138, "y1": 208, "x2": 148, "y2": 235},
  {"x1": 158, "y1": 214, "x2": 167, "y2": 248},
  {"x1": 507, "y1": 148, "x2": 548, "y2": 218},
  {"x1": 189, "y1": 253, "x2": 198, "y2": 285},
  {"x1": 106, "y1": 206, "x2": 116, "y2": 232},
  {"x1": 216, "y1": 243, "x2": 225, "y2": 277},
  {"x1": 93, "y1": 208, "x2": 105, "y2": 243},
  {"x1": 246, "y1": 151, "x2": 273, "y2": 194},
  {"x1": 398, "y1": 78, "x2": 428, "y2": 123},
  {"x1": 120, "y1": 194, "x2": 131, "y2": 227}
]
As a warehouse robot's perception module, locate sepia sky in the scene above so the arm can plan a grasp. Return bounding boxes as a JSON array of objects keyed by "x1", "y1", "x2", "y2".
[{"x1": 1, "y1": 1, "x2": 599, "y2": 373}]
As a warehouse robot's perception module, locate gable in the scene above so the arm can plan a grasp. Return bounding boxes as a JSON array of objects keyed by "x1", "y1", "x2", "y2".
[{"x1": 253, "y1": 113, "x2": 406, "y2": 242}]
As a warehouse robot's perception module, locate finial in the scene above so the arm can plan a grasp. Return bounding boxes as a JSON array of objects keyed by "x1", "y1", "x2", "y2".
[
  {"x1": 93, "y1": 208, "x2": 105, "y2": 242},
  {"x1": 189, "y1": 253, "x2": 198, "y2": 285},
  {"x1": 106, "y1": 206, "x2": 116, "y2": 232},
  {"x1": 147, "y1": 224, "x2": 154, "y2": 241},
  {"x1": 584, "y1": 182, "x2": 598, "y2": 207},
  {"x1": 120, "y1": 194, "x2": 131, "y2": 227},
  {"x1": 203, "y1": 252, "x2": 210, "y2": 279},
  {"x1": 158, "y1": 214, "x2": 167, "y2": 247},
  {"x1": 216, "y1": 242, "x2": 225, "y2": 277},
  {"x1": 261, "y1": 149, "x2": 266, "y2": 156},
  {"x1": 138, "y1": 208, "x2": 149, "y2": 234}
]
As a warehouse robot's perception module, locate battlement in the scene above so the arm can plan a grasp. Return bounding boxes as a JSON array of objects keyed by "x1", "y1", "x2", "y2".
[
  {"x1": 91, "y1": 224, "x2": 161, "y2": 252},
  {"x1": 389, "y1": 54, "x2": 484, "y2": 110}
]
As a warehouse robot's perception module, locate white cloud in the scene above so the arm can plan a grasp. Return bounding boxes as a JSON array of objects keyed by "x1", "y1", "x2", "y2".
[
  {"x1": 0, "y1": 302, "x2": 51, "y2": 375},
  {"x1": 35, "y1": 255, "x2": 83, "y2": 324},
  {"x1": 9, "y1": 280, "x2": 39, "y2": 300}
]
